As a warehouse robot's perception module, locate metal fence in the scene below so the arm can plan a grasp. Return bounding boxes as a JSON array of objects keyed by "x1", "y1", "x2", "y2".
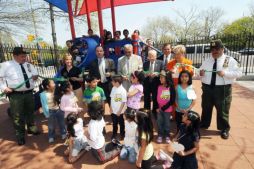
[
  {"x1": 1, "y1": 33, "x2": 254, "y2": 80},
  {"x1": 155, "y1": 34, "x2": 254, "y2": 76},
  {"x1": 0, "y1": 43, "x2": 67, "y2": 87}
]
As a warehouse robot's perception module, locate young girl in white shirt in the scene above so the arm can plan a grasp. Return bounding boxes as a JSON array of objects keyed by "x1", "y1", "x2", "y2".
[
  {"x1": 64, "y1": 113, "x2": 90, "y2": 163},
  {"x1": 86, "y1": 101, "x2": 121, "y2": 163},
  {"x1": 120, "y1": 108, "x2": 138, "y2": 163}
]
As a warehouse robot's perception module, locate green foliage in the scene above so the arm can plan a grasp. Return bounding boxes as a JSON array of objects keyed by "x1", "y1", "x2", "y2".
[{"x1": 222, "y1": 17, "x2": 254, "y2": 35}]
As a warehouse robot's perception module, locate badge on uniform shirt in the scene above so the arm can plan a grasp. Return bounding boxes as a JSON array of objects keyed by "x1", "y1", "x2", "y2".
[
  {"x1": 27, "y1": 64, "x2": 32, "y2": 72},
  {"x1": 223, "y1": 56, "x2": 230, "y2": 68}
]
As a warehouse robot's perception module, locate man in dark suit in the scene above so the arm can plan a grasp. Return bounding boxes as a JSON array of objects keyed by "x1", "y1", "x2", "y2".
[
  {"x1": 143, "y1": 50, "x2": 163, "y2": 119},
  {"x1": 88, "y1": 46, "x2": 115, "y2": 105},
  {"x1": 157, "y1": 43, "x2": 172, "y2": 70}
]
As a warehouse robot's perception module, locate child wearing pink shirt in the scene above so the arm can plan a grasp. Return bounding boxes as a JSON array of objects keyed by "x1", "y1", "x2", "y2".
[
  {"x1": 156, "y1": 70, "x2": 176, "y2": 144},
  {"x1": 60, "y1": 82, "x2": 83, "y2": 118}
]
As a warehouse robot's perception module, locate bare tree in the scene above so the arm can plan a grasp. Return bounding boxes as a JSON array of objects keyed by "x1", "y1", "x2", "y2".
[
  {"x1": 141, "y1": 16, "x2": 174, "y2": 43},
  {"x1": 0, "y1": 0, "x2": 44, "y2": 37},
  {"x1": 201, "y1": 7, "x2": 225, "y2": 37},
  {"x1": 171, "y1": 6, "x2": 202, "y2": 40}
]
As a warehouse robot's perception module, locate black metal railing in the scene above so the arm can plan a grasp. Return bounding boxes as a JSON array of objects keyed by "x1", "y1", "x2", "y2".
[
  {"x1": 0, "y1": 43, "x2": 67, "y2": 87},
  {"x1": 155, "y1": 34, "x2": 254, "y2": 76}
]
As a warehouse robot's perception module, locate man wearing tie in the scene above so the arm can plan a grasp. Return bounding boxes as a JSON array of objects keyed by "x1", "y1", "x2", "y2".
[
  {"x1": 117, "y1": 44, "x2": 143, "y2": 90},
  {"x1": 143, "y1": 50, "x2": 163, "y2": 119},
  {"x1": 0, "y1": 47, "x2": 40, "y2": 145},
  {"x1": 88, "y1": 46, "x2": 115, "y2": 105},
  {"x1": 199, "y1": 39, "x2": 242, "y2": 139},
  {"x1": 157, "y1": 43, "x2": 172, "y2": 70}
]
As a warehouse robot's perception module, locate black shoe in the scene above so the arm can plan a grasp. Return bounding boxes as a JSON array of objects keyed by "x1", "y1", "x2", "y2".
[
  {"x1": 120, "y1": 134, "x2": 125, "y2": 140},
  {"x1": 17, "y1": 138, "x2": 25, "y2": 146},
  {"x1": 221, "y1": 130, "x2": 229, "y2": 139},
  {"x1": 7, "y1": 108, "x2": 12, "y2": 118},
  {"x1": 111, "y1": 138, "x2": 122, "y2": 148},
  {"x1": 111, "y1": 135, "x2": 117, "y2": 140},
  {"x1": 199, "y1": 124, "x2": 209, "y2": 129},
  {"x1": 27, "y1": 130, "x2": 41, "y2": 135}
]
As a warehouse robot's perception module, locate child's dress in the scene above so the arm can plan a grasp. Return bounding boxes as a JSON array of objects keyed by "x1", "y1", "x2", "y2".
[
  {"x1": 71, "y1": 118, "x2": 89, "y2": 156},
  {"x1": 171, "y1": 124, "x2": 199, "y2": 169}
]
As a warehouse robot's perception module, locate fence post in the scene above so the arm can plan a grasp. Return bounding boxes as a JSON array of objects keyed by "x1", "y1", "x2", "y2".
[
  {"x1": 245, "y1": 33, "x2": 251, "y2": 76},
  {"x1": 0, "y1": 43, "x2": 4, "y2": 63}
]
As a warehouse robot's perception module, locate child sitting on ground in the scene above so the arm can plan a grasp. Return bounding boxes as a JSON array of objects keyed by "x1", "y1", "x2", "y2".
[
  {"x1": 86, "y1": 101, "x2": 122, "y2": 163},
  {"x1": 120, "y1": 108, "x2": 138, "y2": 164},
  {"x1": 136, "y1": 109, "x2": 173, "y2": 169},
  {"x1": 170, "y1": 111, "x2": 200, "y2": 169},
  {"x1": 64, "y1": 113, "x2": 90, "y2": 163}
]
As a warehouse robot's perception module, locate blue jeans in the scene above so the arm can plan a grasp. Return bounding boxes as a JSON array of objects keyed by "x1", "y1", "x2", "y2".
[
  {"x1": 120, "y1": 146, "x2": 137, "y2": 163},
  {"x1": 48, "y1": 109, "x2": 66, "y2": 139},
  {"x1": 157, "y1": 111, "x2": 171, "y2": 137}
]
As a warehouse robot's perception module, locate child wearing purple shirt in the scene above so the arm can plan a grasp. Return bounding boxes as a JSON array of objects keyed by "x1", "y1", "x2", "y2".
[{"x1": 127, "y1": 71, "x2": 145, "y2": 110}]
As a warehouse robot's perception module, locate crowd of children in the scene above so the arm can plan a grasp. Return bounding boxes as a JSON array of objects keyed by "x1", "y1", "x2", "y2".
[
  {"x1": 38, "y1": 51, "x2": 199, "y2": 169},
  {"x1": 38, "y1": 72, "x2": 199, "y2": 168}
]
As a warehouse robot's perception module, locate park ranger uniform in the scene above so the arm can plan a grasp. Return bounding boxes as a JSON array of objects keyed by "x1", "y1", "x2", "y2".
[
  {"x1": 0, "y1": 47, "x2": 40, "y2": 144},
  {"x1": 199, "y1": 40, "x2": 242, "y2": 139}
]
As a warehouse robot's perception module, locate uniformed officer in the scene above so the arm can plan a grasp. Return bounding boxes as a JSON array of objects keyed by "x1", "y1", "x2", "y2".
[
  {"x1": 199, "y1": 39, "x2": 242, "y2": 139},
  {"x1": 0, "y1": 47, "x2": 40, "y2": 145}
]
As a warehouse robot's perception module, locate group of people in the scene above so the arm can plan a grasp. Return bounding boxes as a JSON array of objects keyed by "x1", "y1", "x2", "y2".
[{"x1": 0, "y1": 38, "x2": 242, "y2": 169}]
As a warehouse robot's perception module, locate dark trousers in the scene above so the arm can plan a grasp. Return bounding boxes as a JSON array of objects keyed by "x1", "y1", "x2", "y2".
[
  {"x1": 144, "y1": 80, "x2": 159, "y2": 118},
  {"x1": 111, "y1": 114, "x2": 125, "y2": 137},
  {"x1": 175, "y1": 111, "x2": 184, "y2": 132},
  {"x1": 98, "y1": 81, "x2": 112, "y2": 105},
  {"x1": 9, "y1": 91, "x2": 36, "y2": 139},
  {"x1": 201, "y1": 84, "x2": 232, "y2": 131},
  {"x1": 171, "y1": 153, "x2": 198, "y2": 169}
]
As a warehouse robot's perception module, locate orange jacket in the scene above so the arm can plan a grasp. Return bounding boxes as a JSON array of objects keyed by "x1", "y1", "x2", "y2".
[{"x1": 167, "y1": 58, "x2": 194, "y2": 85}]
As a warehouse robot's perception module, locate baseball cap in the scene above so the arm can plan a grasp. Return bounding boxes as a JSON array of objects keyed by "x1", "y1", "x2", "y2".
[
  {"x1": 12, "y1": 47, "x2": 29, "y2": 55},
  {"x1": 210, "y1": 39, "x2": 224, "y2": 50}
]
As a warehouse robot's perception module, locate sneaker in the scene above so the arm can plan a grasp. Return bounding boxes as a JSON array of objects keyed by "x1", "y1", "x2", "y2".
[
  {"x1": 165, "y1": 137, "x2": 171, "y2": 144},
  {"x1": 61, "y1": 134, "x2": 67, "y2": 140},
  {"x1": 112, "y1": 138, "x2": 123, "y2": 148},
  {"x1": 164, "y1": 160, "x2": 172, "y2": 168},
  {"x1": 159, "y1": 150, "x2": 174, "y2": 162},
  {"x1": 157, "y1": 136, "x2": 162, "y2": 143},
  {"x1": 85, "y1": 145, "x2": 91, "y2": 151},
  {"x1": 49, "y1": 138, "x2": 54, "y2": 143}
]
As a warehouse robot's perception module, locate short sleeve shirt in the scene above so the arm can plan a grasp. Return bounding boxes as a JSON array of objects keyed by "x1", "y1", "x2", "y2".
[
  {"x1": 61, "y1": 66, "x2": 81, "y2": 90},
  {"x1": 83, "y1": 86, "x2": 106, "y2": 104},
  {"x1": 127, "y1": 84, "x2": 143, "y2": 110},
  {"x1": 110, "y1": 85, "x2": 127, "y2": 114},
  {"x1": 141, "y1": 132, "x2": 154, "y2": 160}
]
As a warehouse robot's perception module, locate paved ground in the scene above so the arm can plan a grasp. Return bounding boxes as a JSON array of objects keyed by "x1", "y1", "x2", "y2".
[{"x1": 0, "y1": 80, "x2": 254, "y2": 169}]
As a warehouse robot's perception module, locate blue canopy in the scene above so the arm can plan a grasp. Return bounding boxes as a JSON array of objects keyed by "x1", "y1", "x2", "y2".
[{"x1": 44, "y1": 0, "x2": 68, "y2": 12}]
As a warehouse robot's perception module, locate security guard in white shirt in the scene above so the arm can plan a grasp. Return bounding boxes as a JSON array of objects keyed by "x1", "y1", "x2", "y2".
[
  {"x1": 0, "y1": 47, "x2": 40, "y2": 145},
  {"x1": 199, "y1": 39, "x2": 242, "y2": 139}
]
